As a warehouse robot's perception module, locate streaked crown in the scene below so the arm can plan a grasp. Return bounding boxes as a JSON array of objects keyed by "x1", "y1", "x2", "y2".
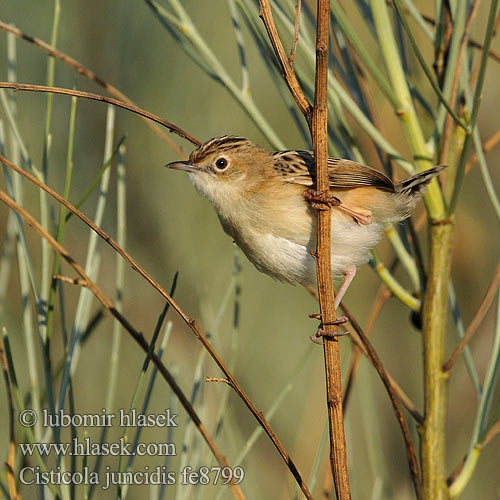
[{"x1": 189, "y1": 135, "x2": 251, "y2": 165}]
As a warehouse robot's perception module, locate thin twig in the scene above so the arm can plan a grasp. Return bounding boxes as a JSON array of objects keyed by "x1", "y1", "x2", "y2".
[
  {"x1": 340, "y1": 303, "x2": 423, "y2": 499},
  {"x1": 0, "y1": 82, "x2": 200, "y2": 146},
  {"x1": 438, "y1": 0, "x2": 480, "y2": 167},
  {"x1": 342, "y1": 284, "x2": 392, "y2": 411},
  {"x1": 443, "y1": 259, "x2": 500, "y2": 372},
  {"x1": 447, "y1": 417, "x2": 500, "y2": 486},
  {"x1": 53, "y1": 274, "x2": 88, "y2": 287},
  {"x1": 289, "y1": 0, "x2": 302, "y2": 67},
  {"x1": 391, "y1": 0, "x2": 467, "y2": 131},
  {"x1": 0, "y1": 188, "x2": 245, "y2": 500},
  {"x1": 466, "y1": 128, "x2": 500, "y2": 173},
  {"x1": 414, "y1": 125, "x2": 500, "y2": 232},
  {"x1": 258, "y1": 0, "x2": 312, "y2": 121},
  {"x1": 469, "y1": 9, "x2": 500, "y2": 87},
  {"x1": 385, "y1": 0, "x2": 500, "y2": 63},
  {"x1": 206, "y1": 377, "x2": 232, "y2": 386},
  {"x1": 0, "y1": 336, "x2": 19, "y2": 500},
  {"x1": 341, "y1": 319, "x2": 424, "y2": 424},
  {"x1": 0, "y1": 20, "x2": 186, "y2": 157},
  {"x1": 0, "y1": 153, "x2": 313, "y2": 500},
  {"x1": 448, "y1": 0, "x2": 499, "y2": 215}
]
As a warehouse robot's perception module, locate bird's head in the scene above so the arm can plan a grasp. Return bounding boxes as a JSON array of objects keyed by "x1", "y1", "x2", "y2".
[{"x1": 166, "y1": 136, "x2": 274, "y2": 207}]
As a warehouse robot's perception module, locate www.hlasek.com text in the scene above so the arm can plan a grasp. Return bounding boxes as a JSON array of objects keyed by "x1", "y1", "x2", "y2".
[{"x1": 20, "y1": 437, "x2": 176, "y2": 457}]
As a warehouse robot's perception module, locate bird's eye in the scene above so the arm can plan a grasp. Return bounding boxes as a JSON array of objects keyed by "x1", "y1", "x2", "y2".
[{"x1": 214, "y1": 157, "x2": 228, "y2": 170}]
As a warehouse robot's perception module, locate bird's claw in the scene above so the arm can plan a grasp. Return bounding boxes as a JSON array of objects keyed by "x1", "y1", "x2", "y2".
[
  {"x1": 310, "y1": 328, "x2": 348, "y2": 345},
  {"x1": 308, "y1": 313, "x2": 348, "y2": 325},
  {"x1": 303, "y1": 189, "x2": 341, "y2": 210}
]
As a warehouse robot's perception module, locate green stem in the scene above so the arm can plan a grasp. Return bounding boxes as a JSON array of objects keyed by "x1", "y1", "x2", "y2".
[
  {"x1": 392, "y1": 0, "x2": 467, "y2": 130},
  {"x1": 385, "y1": 226, "x2": 420, "y2": 291},
  {"x1": 371, "y1": 250, "x2": 421, "y2": 311},
  {"x1": 370, "y1": 0, "x2": 446, "y2": 221},
  {"x1": 45, "y1": 93, "x2": 78, "y2": 360},
  {"x1": 421, "y1": 221, "x2": 454, "y2": 500},
  {"x1": 331, "y1": 1, "x2": 401, "y2": 109}
]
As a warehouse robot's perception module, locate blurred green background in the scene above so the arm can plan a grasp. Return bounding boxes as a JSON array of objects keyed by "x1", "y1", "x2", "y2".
[{"x1": 0, "y1": 1, "x2": 499, "y2": 499}]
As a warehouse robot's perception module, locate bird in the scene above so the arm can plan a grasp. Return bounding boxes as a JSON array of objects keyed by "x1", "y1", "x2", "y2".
[{"x1": 166, "y1": 135, "x2": 445, "y2": 309}]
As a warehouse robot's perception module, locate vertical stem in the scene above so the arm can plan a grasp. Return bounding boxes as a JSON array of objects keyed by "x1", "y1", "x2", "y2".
[
  {"x1": 312, "y1": 0, "x2": 351, "y2": 498},
  {"x1": 422, "y1": 221, "x2": 454, "y2": 500},
  {"x1": 370, "y1": 0, "x2": 446, "y2": 221}
]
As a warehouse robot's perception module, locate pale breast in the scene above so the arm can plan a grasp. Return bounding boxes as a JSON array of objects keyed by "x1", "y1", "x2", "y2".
[
  {"x1": 236, "y1": 231, "x2": 317, "y2": 285},
  {"x1": 228, "y1": 217, "x2": 385, "y2": 286}
]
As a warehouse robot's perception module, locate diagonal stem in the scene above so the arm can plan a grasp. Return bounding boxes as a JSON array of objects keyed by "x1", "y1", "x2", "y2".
[
  {"x1": 0, "y1": 188, "x2": 245, "y2": 500},
  {"x1": 259, "y1": 0, "x2": 312, "y2": 122},
  {"x1": 0, "y1": 82, "x2": 200, "y2": 146}
]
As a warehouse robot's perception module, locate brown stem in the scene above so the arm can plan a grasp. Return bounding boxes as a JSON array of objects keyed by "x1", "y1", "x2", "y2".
[
  {"x1": 0, "y1": 153, "x2": 313, "y2": 500},
  {"x1": 258, "y1": 0, "x2": 312, "y2": 122},
  {"x1": 443, "y1": 259, "x2": 500, "y2": 372},
  {"x1": 258, "y1": 1, "x2": 350, "y2": 494},
  {"x1": 312, "y1": 0, "x2": 351, "y2": 498},
  {"x1": 0, "y1": 20, "x2": 186, "y2": 157},
  {"x1": 0, "y1": 82, "x2": 200, "y2": 146}
]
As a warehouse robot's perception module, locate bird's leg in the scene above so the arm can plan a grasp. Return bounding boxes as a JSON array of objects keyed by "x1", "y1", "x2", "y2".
[
  {"x1": 308, "y1": 266, "x2": 357, "y2": 343},
  {"x1": 336, "y1": 204, "x2": 373, "y2": 225},
  {"x1": 334, "y1": 265, "x2": 356, "y2": 309},
  {"x1": 303, "y1": 189, "x2": 373, "y2": 224}
]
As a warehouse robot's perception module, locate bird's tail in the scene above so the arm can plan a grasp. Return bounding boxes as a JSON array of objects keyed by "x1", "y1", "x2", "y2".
[{"x1": 395, "y1": 165, "x2": 447, "y2": 197}]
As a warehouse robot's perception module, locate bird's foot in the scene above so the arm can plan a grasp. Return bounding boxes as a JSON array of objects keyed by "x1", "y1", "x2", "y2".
[
  {"x1": 308, "y1": 313, "x2": 349, "y2": 344},
  {"x1": 303, "y1": 189, "x2": 341, "y2": 211}
]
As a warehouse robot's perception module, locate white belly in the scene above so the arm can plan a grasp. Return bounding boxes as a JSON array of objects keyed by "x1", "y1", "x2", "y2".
[{"x1": 234, "y1": 218, "x2": 384, "y2": 286}]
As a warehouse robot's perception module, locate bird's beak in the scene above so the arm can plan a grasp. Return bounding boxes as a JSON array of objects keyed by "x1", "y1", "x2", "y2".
[{"x1": 165, "y1": 161, "x2": 202, "y2": 173}]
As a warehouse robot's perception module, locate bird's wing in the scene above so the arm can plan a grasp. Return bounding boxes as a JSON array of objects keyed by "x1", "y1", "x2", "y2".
[{"x1": 273, "y1": 150, "x2": 395, "y2": 192}]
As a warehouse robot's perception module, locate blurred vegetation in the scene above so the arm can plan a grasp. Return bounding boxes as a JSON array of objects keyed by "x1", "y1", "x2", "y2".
[{"x1": 0, "y1": 1, "x2": 499, "y2": 499}]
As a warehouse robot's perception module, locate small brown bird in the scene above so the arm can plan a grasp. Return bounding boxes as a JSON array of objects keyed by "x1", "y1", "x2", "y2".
[{"x1": 167, "y1": 136, "x2": 444, "y2": 307}]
